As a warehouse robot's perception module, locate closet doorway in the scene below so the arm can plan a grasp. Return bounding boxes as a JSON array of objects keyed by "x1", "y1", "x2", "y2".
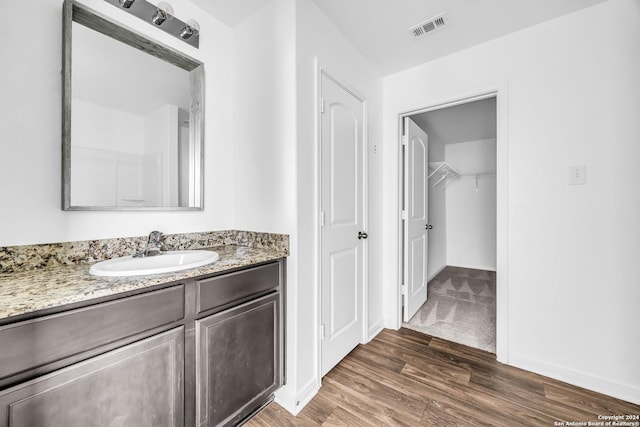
[{"x1": 400, "y1": 96, "x2": 498, "y2": 353}]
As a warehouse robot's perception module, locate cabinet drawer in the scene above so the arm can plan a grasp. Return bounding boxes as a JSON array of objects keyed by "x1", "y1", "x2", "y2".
[
  {"x1": 197, "y1": 262, "x2": 280, "y2": 313},
  {"x1": 0, "y1": 285, "x2": 184, "y2": 381}
]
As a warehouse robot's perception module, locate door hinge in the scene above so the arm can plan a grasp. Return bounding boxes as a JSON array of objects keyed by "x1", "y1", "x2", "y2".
[
  {"x1": 401, "y1": 210, "x2": 408, "y2": 220},
  {"x1": 320, "y1": 323, "x2": 325, "y2": 340},
  {"x1": 402, "y1": 134, "x2": 408, "y2": 146},
  {"x1": 401, "y1": 284, "x2": 408, "y2": 296},
  {"x1": 320, "y1": 211, "x2": 325, "y2": 227},
  {"x1": 321, "y1": 98, "x2": 325, "y2": 113}
]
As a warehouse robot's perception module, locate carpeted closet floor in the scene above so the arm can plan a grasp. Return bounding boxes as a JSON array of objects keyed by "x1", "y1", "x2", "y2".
[{"x1": 403, "y1": 266, "x2": 496, "y2": 353}]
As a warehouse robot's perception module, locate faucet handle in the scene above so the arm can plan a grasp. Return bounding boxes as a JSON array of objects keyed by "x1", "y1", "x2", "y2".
[
  {"x1": 148, "y1": 231, "x2": 165, "y2": 252},
  {"x1": 133, "y1": 231, "x2": 165, "y2": 257},
  {"x1": 148, "y1": 230, "x2": 163, "y2": 244}
]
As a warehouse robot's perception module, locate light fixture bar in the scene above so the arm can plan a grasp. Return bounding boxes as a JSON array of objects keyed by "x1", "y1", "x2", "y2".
[{"x1": 103, "y1": 0, "x2": 199, "y2": 48}]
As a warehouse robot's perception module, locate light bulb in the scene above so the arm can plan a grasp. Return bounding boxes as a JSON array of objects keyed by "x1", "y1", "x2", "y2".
[
  {"x1": 180, "y1": 19, "x2": 200, "y2": 40},
  {"x1": 152, "y1": 2, "x2": 174, "y2": 25},
  {"x1": 119, "y1": 0, "x2": 135, "y2": 8}
]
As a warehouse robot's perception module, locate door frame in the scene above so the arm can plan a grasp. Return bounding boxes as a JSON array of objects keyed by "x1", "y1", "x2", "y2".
[
  {"x1": 396, "y1": 87, "x2": 509, "y2": 362},
  {"x1": 316, "y1": 64, "x2": 369, "y2": 382}
]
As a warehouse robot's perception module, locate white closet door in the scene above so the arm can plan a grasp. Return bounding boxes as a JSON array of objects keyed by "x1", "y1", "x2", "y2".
[{"x1": 403, "y1": 117, "x2": 429, "y2": 322}]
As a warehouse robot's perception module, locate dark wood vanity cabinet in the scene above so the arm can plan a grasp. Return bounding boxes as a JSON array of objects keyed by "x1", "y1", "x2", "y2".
[
  {"x1": 0, "y1": 327, "x2": 185, "y2": 427},
  {"x1": 0, "y1": 259, "x2": 285, "y2": 427},
  {"x1": 194, "y1": 261, "x2": 283, "y2": 426},
  {"x1": 196, "y1": 293, "x2": 281, "y2": 426}
]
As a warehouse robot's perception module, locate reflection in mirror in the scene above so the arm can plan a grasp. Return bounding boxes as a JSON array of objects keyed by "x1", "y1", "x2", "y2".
[{"x1": 62, "y1": 0, "x2": 204, "y2": 210}]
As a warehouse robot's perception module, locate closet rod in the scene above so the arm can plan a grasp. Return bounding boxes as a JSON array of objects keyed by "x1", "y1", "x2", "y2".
[{"x1": 427, "y1": 163, "x2": 445, "y2": 179}]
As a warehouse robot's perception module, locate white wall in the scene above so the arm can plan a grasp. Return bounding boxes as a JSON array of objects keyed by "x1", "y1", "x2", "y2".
[
  {"x1": 445, "y1": 139, "x2": 496, "y2": 270},
  {"x1": 279, "y1": 0, "x2": 384, "y2": 413},
  {"x1": 296, "y1": 0, "x2": 385, "y2": 340},
  {"x1": 231, "y1": 0, "x2": 300, "y2": 412},
  {"x1": 0, "y1": 0, "x2": 235, "y2": 245},
  {"x1": 230, "y1": 0, "x2": 384, "y2": 414},
  {"x1": 232, "y1": 0, "x2": 296, "y2": 234},
  {"x1": 383, "y1": 0, "x2": 640, "y2": 404}
]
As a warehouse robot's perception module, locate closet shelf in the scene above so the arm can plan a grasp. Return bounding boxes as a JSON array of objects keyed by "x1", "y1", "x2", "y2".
[{"x1": 428, "y1": 162, "x2": 460, "y2": 188}]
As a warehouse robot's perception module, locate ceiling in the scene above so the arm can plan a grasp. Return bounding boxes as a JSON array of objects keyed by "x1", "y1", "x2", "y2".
[
  {"x1": 411, "y1": 97, "x2": 496, "y2": 146},
  {"x1": 309, "y1": 0, "x2": 609, "y2": 75},
  {"x1": 193, "y1": 0, "x2": 271, "y2": 27},
  {"x1": 191, "y1": 0, "x2": 609, "y2": 76}
]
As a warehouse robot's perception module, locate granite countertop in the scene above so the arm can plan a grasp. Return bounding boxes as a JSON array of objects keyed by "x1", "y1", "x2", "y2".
[{"x1": 0, "y1": 245, "x2": 285, "y2": 321}]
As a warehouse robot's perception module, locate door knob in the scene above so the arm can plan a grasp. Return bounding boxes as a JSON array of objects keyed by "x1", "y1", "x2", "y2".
[
  {"x1": 425, "y1": 224, "x2": 433, "y2": 230},
  {"x1": 358, "y1": 231, "x2": 368, "y2": 239}
]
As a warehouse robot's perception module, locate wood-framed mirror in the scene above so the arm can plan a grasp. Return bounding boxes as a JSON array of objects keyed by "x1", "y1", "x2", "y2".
[{"x1": 62, "y1": 0, "x2": 204, "y2": 210}]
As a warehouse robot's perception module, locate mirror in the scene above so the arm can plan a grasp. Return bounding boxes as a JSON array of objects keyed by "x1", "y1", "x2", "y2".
[{"x1": 62, "y1": 0, "x2": 204, "y2": 210}]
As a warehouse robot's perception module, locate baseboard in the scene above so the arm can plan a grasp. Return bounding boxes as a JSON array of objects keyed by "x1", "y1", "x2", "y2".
[
  {"x1": 274, "y1": 378, "x2": 319, "y2": 415},
  {"x1": 273, "y1": 386, "x2": 297, "y2": 414},
  {"x1": 509, "y1": 352, "x2": 640, "y2": 405},
  {"x1": 367, "y1": 319, "x2": 384, "y2": 342},
  {"x1": 427, "y1": 264, "x2": 447, "y2": 282}
]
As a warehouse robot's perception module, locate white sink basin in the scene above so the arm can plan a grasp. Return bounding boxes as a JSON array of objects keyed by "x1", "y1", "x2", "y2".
[{"x1": 89, "y1": 250, "x2": 219, "y2": 277}]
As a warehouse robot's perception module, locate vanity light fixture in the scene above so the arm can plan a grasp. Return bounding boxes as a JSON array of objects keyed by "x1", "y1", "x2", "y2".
[
  {"x1": 103, "y1": 0, "x2": 200, "y2": 48},
  {"x1": 180, "y1": 19, "x2": 200, "y2": 40},
  {"x1": 151, "y1": 2, "x2": 173, "y2": 26}
]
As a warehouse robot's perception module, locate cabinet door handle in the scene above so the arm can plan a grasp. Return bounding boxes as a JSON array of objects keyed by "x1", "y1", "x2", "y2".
[{"x1": 358, "y1": 231, "x2": 368, "y2": 240}]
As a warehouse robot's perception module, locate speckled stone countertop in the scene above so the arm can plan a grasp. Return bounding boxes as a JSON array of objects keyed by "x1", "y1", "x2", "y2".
[
  {"x1": 0, "y1": 230, "x2": 288, "y2": 321},
  {"x1": 0, "y1": 245, "x2": 285, "y2": 321},
  {"x1": 0, "y1": 230, "x2": 288, "y2": 274}
]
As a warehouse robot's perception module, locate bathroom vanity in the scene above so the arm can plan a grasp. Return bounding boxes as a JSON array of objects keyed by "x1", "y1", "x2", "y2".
[{"x1": 0, "y1": 241, "x2": 286, "y2": 427}]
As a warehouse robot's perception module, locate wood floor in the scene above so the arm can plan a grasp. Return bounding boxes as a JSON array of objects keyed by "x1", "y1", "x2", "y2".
[{"x1": 246, "y1": 328, "x2": 639, "y2": 426}]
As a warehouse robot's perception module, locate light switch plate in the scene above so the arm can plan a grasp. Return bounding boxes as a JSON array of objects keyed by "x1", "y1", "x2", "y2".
[{"x1": 569, "y1": 166, "x2": 586, "y2": 185}]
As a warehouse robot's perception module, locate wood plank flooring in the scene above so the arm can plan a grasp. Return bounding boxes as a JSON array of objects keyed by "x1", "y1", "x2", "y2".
[{"x1": 246, "y1": 328, "x2": 640, "y2": 426}]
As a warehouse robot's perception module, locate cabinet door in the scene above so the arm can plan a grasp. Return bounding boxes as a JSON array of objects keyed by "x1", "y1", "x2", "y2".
[
  {"x1": 0, "y1": 327, "x2": 184, "y2": 427},
  {"x1": 196, "y1": 293, "x2": 280, "y2": 427}
]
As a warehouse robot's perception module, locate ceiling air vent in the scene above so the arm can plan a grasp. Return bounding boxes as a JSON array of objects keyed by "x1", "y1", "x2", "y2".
[{"x1": 408, "y1": 13, "x2": 446, "y2": 40}]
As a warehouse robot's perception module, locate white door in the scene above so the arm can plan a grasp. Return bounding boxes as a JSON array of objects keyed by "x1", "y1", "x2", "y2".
[
  {"x1": 320, "y1": 72, "x2": 365, "y2": 376},
  {"x1": 403, "y1": 118, "x2": 429, "y2": 322}
]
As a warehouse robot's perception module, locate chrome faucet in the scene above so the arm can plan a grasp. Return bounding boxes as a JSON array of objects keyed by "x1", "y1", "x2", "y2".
[{"x1": 133, "y1": 231, "x2": 165, "y2": 258}]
